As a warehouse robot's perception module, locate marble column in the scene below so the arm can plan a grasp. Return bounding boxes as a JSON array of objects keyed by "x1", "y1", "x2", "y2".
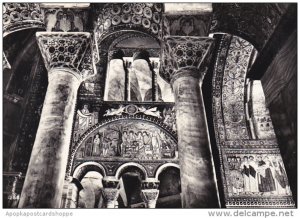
[
  {"x1": 18, "y1": 32, "x2": 93, "y2": 208},
  {"x1": 162, "y1": 36, "x2": 220, "y2": 208},
  {"x1": 101, "y1": 177, "x2": 120, "y2": 208},
  {"x1": 60, "y1": 177, "x2": 83, "y2": 208},
  {"x1": 132, "y1": 50, "x2": 155, "y2": 101},
  {"x1": 141, "y1": 179, "x2": 160, "y2": 208},
  {"x1": 104, "y1": 49, "x2": 126, "y2": 101}
]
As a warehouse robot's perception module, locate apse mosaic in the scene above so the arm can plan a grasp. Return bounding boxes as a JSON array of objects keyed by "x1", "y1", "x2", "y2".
[{"x1": 74, "y1": 120, "x2": 178, "y2": 161}]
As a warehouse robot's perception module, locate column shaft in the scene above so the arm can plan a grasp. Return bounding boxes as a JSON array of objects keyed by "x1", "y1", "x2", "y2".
[
  {"x1": 172, "y1": 75, "x2": 220, "y2": 208},
  {"x1": 18, "y1": 69, "x2": 81, "y2": 208}
]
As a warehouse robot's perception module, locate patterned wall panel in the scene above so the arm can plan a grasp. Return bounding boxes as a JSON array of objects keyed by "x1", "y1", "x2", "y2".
[
  {"x1": 221, "y1": 36, "x2": 255, "y2": 140},
  {"x1": 212, "y1": 33, "x2": 295, "y2": 208}
]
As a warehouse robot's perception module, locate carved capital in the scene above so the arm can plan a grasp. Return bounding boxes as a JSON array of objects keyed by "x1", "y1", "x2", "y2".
[
  {"x1": 141, "y1": 189, "x2": 159, "y2": 208},
  {"x1": 102, "y1": 188, "x2": 119, "y2": 208},
  {"x1": 102, "y1": 177, "x2": 120, "y2": 189},
  {"x1": 36, "y1": 32, "x2": 99, "y2": 81},
  {"x1": 3, "y1": 3, "x2": 45, "y2": 37},
  {"x1": 161, "y1": 36, "x2": 215, "y2": 83},
  {"x1": 141, "y1": 179, "x2": 160, "y2": 189}
]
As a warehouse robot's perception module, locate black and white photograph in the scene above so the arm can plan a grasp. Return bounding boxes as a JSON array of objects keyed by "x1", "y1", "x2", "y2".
[{"x1": 1, "y1": 1, "x2": 298, "y2": 214}]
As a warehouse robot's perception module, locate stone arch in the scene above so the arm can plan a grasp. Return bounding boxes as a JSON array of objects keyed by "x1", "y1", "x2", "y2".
[
  {"x1": 72, "y1": 162, "x2": 106, "y2": 181},
  {"x1": 115, "y1": 162, "x2": 148, "y2": 180},
  {"x1": 155, "y1": 163, "x2": 180, "y2": 180}
]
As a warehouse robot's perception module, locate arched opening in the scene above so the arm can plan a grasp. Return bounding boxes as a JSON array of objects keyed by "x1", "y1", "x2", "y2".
[
  {"x1": 103, "y1": 31, "x2": 174, "y2": 102},
  {"x1": 156, "y1": 166, "x2": 181, "y2": 208},
  {"x1": 72, "y1": 162, "x2": 106, "y2": 181},
  {"x1": 77, "y1": 171, "x2": 103, "y2": 208},
  {"x1": 115, "y1": 163, "x2": 147, "y2": 208}
]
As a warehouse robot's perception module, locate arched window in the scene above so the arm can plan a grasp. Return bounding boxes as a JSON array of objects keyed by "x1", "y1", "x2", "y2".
[{"x1": 104, "y1": 34, "x2": 174, "y2": 102}]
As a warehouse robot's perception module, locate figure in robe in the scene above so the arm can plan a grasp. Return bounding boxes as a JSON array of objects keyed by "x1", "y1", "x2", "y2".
[
  {"x1": 273, "y1": 159, "x2": 289, "y2": 195},
  {"x1": 116, "y1": 132, "x2": 122, "y2": 157},
  {"x1": 102, "y1": 131, "x2": 110, "y2": 157},
  {"x1": 136, "y1": 131, "x2": 144, "y2": 151},
  {"x1": 240, "y1": 156, "x2": 251, "y2": 194},
  {"x1": 248, "y1": 156, "x2": 259, "y2": 193},
  {"x1": 151, "y1": 131, "x2": 161, "y2": 157},
  {"x1": 121, "y1": 131, "x2": 128, "y2": 154},
  {"x1": 227, "y1": 157, "x2": 235, "y2": 170},
  {"x1": 257, "y1": 156, "x2": 276, "y2": 194},
  {"x1": 78, "y1": 104, "x2": 92, "y2": 132},
  {"x1": 230, "y1": 170, "x2": 244, "y2": 196},
  {"x1": 85, "y1": 142, "x2": 93, "y2": 157},
  {"x1": 92, "y1": 134, "x2": 101, "y2": 156},
  {"x1": 143, "y1": 131, "x2": 152, "y2": 157},
  {"x1": 128, "y1": 131, "x2": 136, "y2": 144}
]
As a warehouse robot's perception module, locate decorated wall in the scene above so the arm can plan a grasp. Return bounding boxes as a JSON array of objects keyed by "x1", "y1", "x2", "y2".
[
  {"x1": 3, "y1": 3, "x2": 296, "y2": 209},
  {"x1": 67, "y1": 103, "x2": 178, "y2": 179},
  {"x1": 211, "y1": 33, "x2": 295, "y2": 208}
]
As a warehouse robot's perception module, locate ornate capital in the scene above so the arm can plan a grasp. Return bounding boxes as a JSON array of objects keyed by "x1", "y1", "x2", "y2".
[
  {"x1": 3, "y1": 3, "x2": 45, "y2": 37},
  {"x1": 141, "y1": 189, "x2": 159, "y2": 208},
  {"x1": 36, "y1": 32, "x2": 99, "y2": 81},
  {"x1": 161, "y1": 36, "x2": 215, "y2": 83},
  {"x1": 141, "y1": 179, "x2": 160, "y2": 189},
  {"x1": 102, "y1": 188, "x2": 119, "y2": 202},
  {"x1": 102, "y1": 177, "x2": 120, "y2": 189}
]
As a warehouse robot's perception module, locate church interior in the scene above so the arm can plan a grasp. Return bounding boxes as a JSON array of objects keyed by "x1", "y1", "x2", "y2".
[{"x1": 2, "y1": 3, "x2": 297, "y2": 208}]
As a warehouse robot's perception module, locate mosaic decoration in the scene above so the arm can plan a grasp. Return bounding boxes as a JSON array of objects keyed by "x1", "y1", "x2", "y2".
[
  {"x1": 225, "y1": 152, "x2": 291, "y2": 197},
  {"x1": 3, "y1": 3, "x2": 45, "y2": 37},
  {"x1": 43, "y1": 8, "x2": 89, "y2": 32},
  {"x1": 66, "y1": 102, "x2": 178, "y2": 178},
  {"x1": 104, "y1": 105, "x2": 162, "y2": 118},
  {"x1": 94, "y1": 103, "x2": 177, "y2": 135},
  {"x1": 94, "y1": 3, "x2": 163, "y2": 41},
  {"x1": 162, "y1": 14, "x2": 211, "y2": 37},
  {"x1": 224, "y1": 150, "x2": 294, "y2": 208},
  {"x1": 211, "y1": 33, "x2": 295, "y2": 208},
  {"x1": 74, "y1": 119, "x2": 177, "y2": 160},
  {"x1": 222, "y1": 36, "x2": 254, "y2": 140},
  {"x1": 73, "y1": 104, "x2": 99, "y2": 144},
  {"x1": 161, "y1": 36, "x2": 215, "y2": 82},
  {"x1": 210, "y1": 3, "x2": 289, "y2": 50},
  {"x1": 162, "y1": 107, "x2": 176, "y2": 132},
  {"x1": 36, "y1": 32, "x2": 90, "y2": 73}
]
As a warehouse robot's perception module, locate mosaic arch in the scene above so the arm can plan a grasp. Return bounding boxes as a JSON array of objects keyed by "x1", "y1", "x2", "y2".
[
  {"x1": 211, "y1": 33, "x2": 294, "y2": 208},
  {"x1": 67, "y1": 116, "x2": 178, "y2": 177}
]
